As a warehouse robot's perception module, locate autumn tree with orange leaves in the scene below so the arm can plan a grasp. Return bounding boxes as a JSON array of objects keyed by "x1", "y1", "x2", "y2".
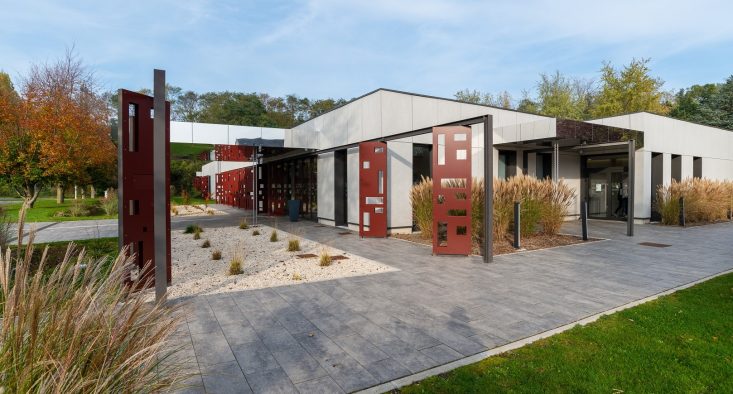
[{"x1": 0, "y1": 51, "x2": 115, "y2": 209}]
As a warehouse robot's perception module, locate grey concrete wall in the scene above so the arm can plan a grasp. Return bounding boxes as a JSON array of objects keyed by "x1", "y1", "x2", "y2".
[{"x1": 317, "y1": 153, "x2": 335, "y2": 222}]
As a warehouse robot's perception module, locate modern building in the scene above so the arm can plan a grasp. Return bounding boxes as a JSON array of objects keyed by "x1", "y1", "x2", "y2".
[{"x1": 180, "y1": 88, "x2": 733, "y2": 233}]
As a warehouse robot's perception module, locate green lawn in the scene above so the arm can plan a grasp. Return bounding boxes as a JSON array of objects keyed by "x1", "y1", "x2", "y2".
[
  {"x1": 11, "y1": 237, "x2": 119, "y2": 276},
  {"x1": 2, "y1": 198, "x2": 116, "y2": 222},
  {"x1": 171, "y1": 195, "x2": 208, "y2": 205},
  {"x1": 171, "y1": 142, "x2": 214, "y2": 160},
  {"x1": 401, "y1": 273, "x2": 733, "y2": 393}
]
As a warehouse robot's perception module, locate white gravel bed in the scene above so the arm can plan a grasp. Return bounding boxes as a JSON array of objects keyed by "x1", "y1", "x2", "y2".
[
  {"x1": 171, "y1": 204, "x2": 224, "y2": 217},
  {"x1": 167, "y1": 224, "x2": 397, "y2": 298}
]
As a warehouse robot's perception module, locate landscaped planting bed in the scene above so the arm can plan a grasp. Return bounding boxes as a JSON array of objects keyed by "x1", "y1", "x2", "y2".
[{"x1": 168, "y1": 224, "x2": 396, "y2": 298}]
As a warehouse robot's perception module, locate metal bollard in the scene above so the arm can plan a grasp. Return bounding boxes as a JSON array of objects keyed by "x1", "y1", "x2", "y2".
[
  {"x1": 679, "y1": 197, "x2": 686, "y2": 227},
  {"x1": 513, "y1": 201, "x2": 521, "y2": 249},
  {"x1": 581, "y1": 200, "x2": 589, "y2": 241}
]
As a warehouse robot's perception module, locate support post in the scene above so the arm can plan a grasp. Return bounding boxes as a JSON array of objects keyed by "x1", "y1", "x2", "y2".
[
  {"x1": 679, "y1": 197, "x2": 686, "y2": 227},
  {"x1": 483, "y1": 115, "x2": 493, "y2": 263},
  {"x1": 581, "y1": 200, "x2": 588, "y2": 241},
  {"x1": 627, "y1": 139, "x2": 635, "y2": 236},
  {"x1": 552, "y1": 141, "x2": 559, "y2": 183},
  {"x1": 153, "y1": 69, "x2": 168, "y2": 303},
  {"x1": 513, "y1": 202, "x2": 521, "y2": 249}
]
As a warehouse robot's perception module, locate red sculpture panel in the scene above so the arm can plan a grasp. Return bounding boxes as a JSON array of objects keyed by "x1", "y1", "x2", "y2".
[
  {"x1": 359, "y1": 142, "x2": 388, "y2": 237},
  {"x1": 118, "y1": 90, "x2": 171, "y2": 285},
  {"x1": 214, "y1": 145, "x2": 255, "y2": 161},
  {"x1": 432, "y1": 126, "x2": 472, "y2": 255}
]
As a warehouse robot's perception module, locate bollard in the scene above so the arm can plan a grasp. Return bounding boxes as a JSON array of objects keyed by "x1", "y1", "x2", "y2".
[
  {"x1": 513, "y1": 201, "x2": 521, "y2": 249},
  {"x1": 679, "y1": 197, "x2": 686, "y2": 227},
  {"x1": 581, "y1": 200, "x2": 589, "y2": 241}
]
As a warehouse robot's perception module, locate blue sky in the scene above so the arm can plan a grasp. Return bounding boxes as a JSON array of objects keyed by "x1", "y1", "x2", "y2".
[{"x1": 2, "y1": 0, "x2": 733, "y2": 102}]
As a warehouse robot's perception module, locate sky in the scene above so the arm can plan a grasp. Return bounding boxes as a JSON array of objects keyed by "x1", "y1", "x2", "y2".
[{"x1": 2, "y1": 0, "x2": 733, "y2": 102}]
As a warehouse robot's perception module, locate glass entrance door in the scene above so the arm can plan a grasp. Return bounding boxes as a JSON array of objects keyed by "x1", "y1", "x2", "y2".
[{"x1": 582, "y1": 155, "x2": 629, "y2": 220}]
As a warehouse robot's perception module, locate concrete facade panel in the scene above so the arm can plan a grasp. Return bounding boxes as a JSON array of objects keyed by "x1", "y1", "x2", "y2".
[
  {"x1": 436, "y1": 100, "x2": 461, "y2": 125},
  {"x1": 380, "y1": 91, "x2": 412, "y2": 137},
  {"x1": 318, "y1": 153, "x2": 335, "y2": 220},
  {"x1": 412, "y1": 96, "x2": 439, "y2": 130},
  {"x1": 346, "y1": 102, "x2": 363, "y2": 144},
  {"x1": 386, "y1": 141, "x2": 413, "y2": 232},
  {"x1": 347, "y1": 147, "x2": 360, "y2": 226},
  {"x1": 361, "y1": 93, "x2": 382, "y2": 140}
]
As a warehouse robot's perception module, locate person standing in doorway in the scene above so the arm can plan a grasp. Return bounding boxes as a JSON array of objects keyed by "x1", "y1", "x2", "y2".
[{"x1": 621, "y1": 174, "x2": 629, "y2": 219}]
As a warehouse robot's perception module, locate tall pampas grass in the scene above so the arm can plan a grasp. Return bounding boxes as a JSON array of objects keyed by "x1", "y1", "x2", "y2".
[
  {"x1": 657, "y1": 178, "x2": 733, "y2": 225},
  {"x1": 410, "y1": 176, "x2": 433, "y2": 239},
  {"x1": 0, "y1": 208, "x2": 189, "y2": 393}
]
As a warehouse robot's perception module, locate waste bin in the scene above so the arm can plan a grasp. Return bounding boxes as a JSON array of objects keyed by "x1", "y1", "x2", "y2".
[{"x1": 287, "y1": 200, "x2": 301, "y2": 222}]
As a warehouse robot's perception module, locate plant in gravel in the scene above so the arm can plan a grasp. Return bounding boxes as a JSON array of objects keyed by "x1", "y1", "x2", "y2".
[
  {"x1": 184, "y1": 224, "x2": 203, "y2": 234},
  {"x1": 292, "y1": 272, "x2": 303, "y2": 281},
  {"x1": 228, "y1": 254, "x2": 244, "y2": 275},
  {"x1": 252, "y1": 229, "x2": 260, "y2": 236},
  {"x1": 201, "y1": 239, "x2": 210, "y2": 248},
  {"x1": 319, "y1": 248, "x2": 332, "y2": 267},
  {"x1": 239, "y1": 218, "x2": 249, "y2": 229},
  {"x1": 287, "y1": 239, "x2": 301, "y2": 252},
  {"x1": 0, "y1": 209, "x2": 189, "y2": 392},
  {"x1": 211, "y1": 249, "x2": 222, "y2": 260},
  {"x1": 206, "y1": 209, "x2": 214, "y2": 215},
  {"x1": 270, "y1": 230, "x2": 278, "y2": 242},
  {"x1": 171, "y1": 205, "x2": 179, "y2": 216},
  {"x1": 192, "y1": 228, "x2": 201, "y2": 240}
]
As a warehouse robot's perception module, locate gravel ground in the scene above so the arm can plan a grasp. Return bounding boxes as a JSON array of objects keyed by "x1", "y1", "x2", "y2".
[
  {"x1": 167, "y1": 224, "x2": 397, "y2": 299},
  {"x1": 171, "y1": 204, "x2": 224, "y2": 217}
]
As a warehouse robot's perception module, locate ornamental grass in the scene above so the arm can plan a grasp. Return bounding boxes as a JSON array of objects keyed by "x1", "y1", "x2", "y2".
[
  {"x1": 0, "y1": 209, "x2": 189, "y2": 393},
  {"x1": 657, "y1": 178, "x2": 733, "y2": 225}
]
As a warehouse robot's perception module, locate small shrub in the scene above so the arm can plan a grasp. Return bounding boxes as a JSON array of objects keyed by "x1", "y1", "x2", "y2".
[
  {"x1": 287, "y1": 239, "x2": 301, "y2": 252},
  {"x1": 69, "y1": 199, "x2": 88, "y2": 217},
  {"x1": 292, "y1": 272, "x2": 303, "y2": 281},
  {"x1": 181, "y1": 190, "x2": 191, "y2": 205},
  {"x1": 201, "y1": 239, "x2": 210, "y2": 248},
  {"x1": 101, "y1": 192, "x2": 118, "y2": 216},
  {"x1": 252, "y1": 229, "x2": 260, "y2": 236},
  {"x1": 270, "y1": 230, "x2": 278, "y2": 242},
  {"x1": 206, "y1": 209, "x2": 214, "y2": 215},
  {"x1": 239, "y1": 218, "x2": 249, "y2": 229},
  {"x1": 319, "y1": 249, "x2": 332, "y2": 267},
  {"x1": 211, "y1": 249, "x2": 222, "y2": 260},
  {"x1": 171, "y1": 204, "x2": 179, "y2": 216},
  {"x1": 184, "y1": 224, "x2": 203, "y2": 234},
  {"x1": 410, "y1": 176, "x2": 433, "y2": 239},
  {"x1": 192, "y1": 228, "x2": 201, "y2": 240},
  {"x1": 228, "y1": 254, "x2": 244, "y2": 275}
]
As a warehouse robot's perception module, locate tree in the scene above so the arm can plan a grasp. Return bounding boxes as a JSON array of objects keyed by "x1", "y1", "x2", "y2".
[
  {"x1": 0, "y1": 51, "x2": 115, "y2": 209},
  {"x1": 454, "y1": 89, "x2": 514, "y2": 109},
  {"x1": 308, "y1": 98, "x2": 347, "y2": 119},
  {"x1": 516, "y1": 90, "x2": 540, "y2": 114},
  {"x1": 591, "y1": 58, "x2": 668, "y2": 118},
  {"x1": 711, "y1": 76, "x2": 733, "y2": 130},
  {"x1": 174, "y1": 91, "x2": 200, "y2": 122},
  {"x1": 197, "y1": 92, "x2": 273, "y2": 126},
  {"x1": 535, "y1": 71, "x2": 594, "y2": 120}
]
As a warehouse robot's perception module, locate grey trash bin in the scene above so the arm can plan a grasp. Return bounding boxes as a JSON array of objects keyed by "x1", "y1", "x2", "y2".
[{"x1": 287, "y1": 199, "x2": 301, "y2": 222}]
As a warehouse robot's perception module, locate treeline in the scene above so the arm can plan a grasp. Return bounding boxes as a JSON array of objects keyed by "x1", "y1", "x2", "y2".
[
  {"x1": 111, "y1": 88, "x2": 349, "y2": 129},
  {"x1": 455, "y1": 58, "x2": 733, "y2": 130}
]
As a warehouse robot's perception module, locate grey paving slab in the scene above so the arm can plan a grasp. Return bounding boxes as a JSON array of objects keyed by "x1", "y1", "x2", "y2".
[
  {"x1": 201, "y1": 361, "x2": 251, "y2": 394},
  {"x1": 171, "y1": 218, "x2": 733, "y2": 393}
]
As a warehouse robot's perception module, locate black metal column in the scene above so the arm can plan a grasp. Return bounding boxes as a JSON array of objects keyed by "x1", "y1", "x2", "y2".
[
  {"x1": 483, "y1": 115, "x2": 493, "y2": 263},
  {"x1": 552, "y1": 141, "x2": 559, "y2": 182},
  {"x1": 627, "y1": 139, "x2": 635, "y2": 236}
]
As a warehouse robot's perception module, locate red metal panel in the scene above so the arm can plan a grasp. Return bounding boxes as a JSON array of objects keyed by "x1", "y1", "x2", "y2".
[
  {"x1": 194, "y1": 175, "x2": 210, "y2": 199},
  {"x1": 266, "y1": 162, "x2": 288, "y2": 216},
  {"x1": 432, "y1": 126, "x2": 472, "y2": 255},
  {"x1": 359, "y1": 142, "x2": 388, "y2": 237},
  {"x1": 214, "y1": 144, "x2": 255, "y2": 161},
  {"x1": 119, "y1": 90, "x2": 171, "y2": 285}
]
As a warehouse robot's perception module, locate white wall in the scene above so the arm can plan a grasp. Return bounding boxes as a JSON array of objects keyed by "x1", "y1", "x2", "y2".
[
  {"x1": 171, "y1": 121, "x2": 286, "y2": 145},
  {"x1": 317, "y1": 153, "x2": 335, "y2": 222},
  {"x1": 347, "y1": 147, "x2": 360, "y2": 230},
  {"x1": 198, "y1": 161, "x2": 252, "y2": 200},
  {"x1": 387, "y1": 141, "x2": 413, "y2": 233}
]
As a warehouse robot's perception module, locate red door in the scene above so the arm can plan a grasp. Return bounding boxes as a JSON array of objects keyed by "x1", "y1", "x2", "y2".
[
  {"x1": 359, "y1": 142, "x2": 387, "y2": 237},
  {"x1": 432, "y1": 126, "x2": 472, "y2": 255}
]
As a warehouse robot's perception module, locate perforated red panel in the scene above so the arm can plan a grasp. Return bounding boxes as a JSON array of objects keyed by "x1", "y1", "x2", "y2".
[
  {"x1": 359, "y1": 142, "x2": 388, "y2": 237},
  {"x1": 432, "y1": 126, "x2": 472, "y2": 255},
  {"x1": 119, "y1": 90, "x2": 171, "y2": 285},
  {"x1": 214, "y1": 145, "x2": 255, "y2": 161},
  {"x1": 194, "y1": 175, "x2": 210, "y2": 199}
]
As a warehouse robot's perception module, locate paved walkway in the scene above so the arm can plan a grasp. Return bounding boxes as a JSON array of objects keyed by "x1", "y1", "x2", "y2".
[
  {"x1": 171, "y1": 219, "x2": 733, "y2": 393},
  {"x1": 10, "y1": 204, "x2": 246, "y2": 244}
]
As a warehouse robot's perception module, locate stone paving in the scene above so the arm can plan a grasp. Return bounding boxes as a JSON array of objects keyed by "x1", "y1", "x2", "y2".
[{"x1": 170, "y1": 218, "x2": 733, "y2": 393}]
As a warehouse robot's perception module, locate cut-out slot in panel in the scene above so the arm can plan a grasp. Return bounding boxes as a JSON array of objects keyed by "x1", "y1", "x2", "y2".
[
  {"x1": 455, "y1": 192, "x2": 467, "y2": 200},
  {"x1": 378, "y1": 170, "x2": 384, "y2": 194},
  {"x1": 456, "y1": 226, "x2": 467, "y2": 235},
  {"x1": 456, "y1": 149, "x2": 467, "y2": 160},
  {"x1": 437, "y1": 194, "x2": 445, "y2": 204},
  {"x1": 437, "y1": 222, "x2": 448, "y2": 246},
  {"x1": 374, "y1": 207, "x2": 384, "y2": 213},
  {"x1": 440, "y1": 178, "x2": 467, "y2": 188},
  {"x1": 374, "y1": 147, "x2": 384, "y2": 153},
  {"x1": 128, "y1": 103, "x2": 138, "y2": 152},
  {"x1": 448, "y1": 209, "x2": 467, "y2": 216},
  {"x1": 363, "y1": 161, "x2": 370, "y2": 169},
  {"x1": 365, "y1": 197, "x2": 384, "y2": 204},
  {"x1": 437, "y1": 134, "x2": 446, "y2": 165},
  {"x1": 363, "y1": 212, "x2": 370, "y2": 230},
  {"x1": 129, "y1": 200, "x2": 139, "y2": 216},
  {"x1": 454, "y1": 133, "x2": 467, "y2": 141}
]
